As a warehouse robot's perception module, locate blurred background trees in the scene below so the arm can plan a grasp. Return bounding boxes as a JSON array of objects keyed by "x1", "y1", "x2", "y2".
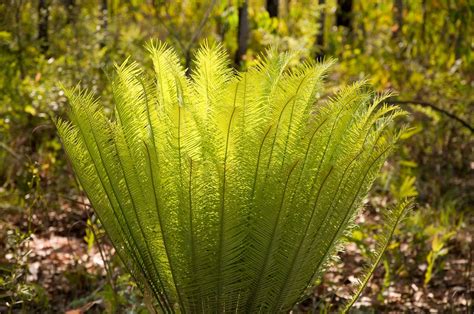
[{"x1": 0, "y1": 0, "x2": 472, "y2": 312}]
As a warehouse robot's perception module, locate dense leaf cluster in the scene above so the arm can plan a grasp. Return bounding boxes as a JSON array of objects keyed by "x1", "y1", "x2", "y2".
[{"x1": 57, "y1": 42, "x2": 407, "y2": 312}]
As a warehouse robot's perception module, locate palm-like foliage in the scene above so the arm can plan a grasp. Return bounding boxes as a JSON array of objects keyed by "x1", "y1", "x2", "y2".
[{"x1": 57, "y1": 42, "x2": 408, "y2": 312}]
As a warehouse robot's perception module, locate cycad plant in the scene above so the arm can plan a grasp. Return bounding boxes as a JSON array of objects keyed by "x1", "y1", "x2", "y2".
[{"x1": 57, "y1": 41, "x2": 410, "y2": 312}]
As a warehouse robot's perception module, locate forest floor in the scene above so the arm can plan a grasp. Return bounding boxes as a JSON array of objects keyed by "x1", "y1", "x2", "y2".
[
  {"x1": 301, "y1": 207, "x2": 473, "y2": 312},
  {"x1": 1, "y1": 195, "x2": 473, "y2": 313}
]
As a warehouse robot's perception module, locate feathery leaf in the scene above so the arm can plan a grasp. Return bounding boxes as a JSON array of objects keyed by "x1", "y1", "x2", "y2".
[{"x1": 57, "y1": 42, "x2": 408, "y2": 313}]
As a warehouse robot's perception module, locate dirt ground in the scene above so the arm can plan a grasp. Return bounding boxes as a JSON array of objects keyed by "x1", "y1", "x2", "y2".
[{"x1": 1, "y1": 197, "x2": 473, "y2": 313}]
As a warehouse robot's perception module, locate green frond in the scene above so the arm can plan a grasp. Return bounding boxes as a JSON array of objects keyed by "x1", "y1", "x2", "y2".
[
  {"x1": 57, "y1": 41, "x2": 408, "y2": 313},
  {"x1": 341, "y1": 199, "x2": 414, "y2": 312}
]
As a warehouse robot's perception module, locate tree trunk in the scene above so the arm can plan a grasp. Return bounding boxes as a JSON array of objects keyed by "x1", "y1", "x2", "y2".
[
  {"x1": 234, "y1": 0, "x2": 249, "y2": 68},
  {"x1": 38, "y1": 0, "x2": 49, "y2": 54},
  {"x1": 336, "y1": 0, "x2": 352, "y2": 31},
  {"x1": 15, "y1": 0, "x2": 25, "y2": 79},
  {"x1": 100, "y1": 0, "x2": 108, "y2": 48},
  {"x1": 315, "y1": 0, "x2": 325, "y2": 59},
  {"x1": 392, "y1": 0, "x2": 403, "y2": 38},
  {"x1": 63, "y1": 0, "x2": 76, "y2": 25},
  {"x1": 266, "y1": 0, "x2": 278, "y2": 18},
  {"x1": 421, "y1": 0, "x2": 427, "y2": 43},
  {"x1": 185, "y1": 50, "x2": 192, "y2": 76}
]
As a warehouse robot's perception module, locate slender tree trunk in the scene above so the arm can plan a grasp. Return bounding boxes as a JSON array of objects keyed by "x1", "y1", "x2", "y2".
[
  {"x1": 100, "y1": 0, "x2": 108, "y2": 48},
  {"x1": 454, "y1": 10, "x2": 465, "y2": 59},
  {"x1": 336, "y1": 0, "x2": 352, "y2": 31},
  {"x1": 38, "y1": 0, "x2": 49, "y2": 54},
  {"x1": 266, "y1": 0, "x2": 278, "y2": 18},
  {"x1": 14, "y1": 0, "x2": 25, "y2": 79},
  {"x1": 63, "y1": 0, "x2": 76, "y2": 25},
  {"x1": 185, "y1": 50, "x2": 192, "y2": 75},
  {"x1": 392, "y1": 0, "x2": 403, "y2": 38},
  {"x1": 358, "y1": 0, "x2": 367, "y2": 50},
  {"x1": 234, "y1": 0, "x2": 249, "y2": 68},
  {"x1": 421, "y1": 0, "x2": 427, "y2": 43},
  {"x1": 315, "y1": 0, "x2": 325, "y2": 59}
]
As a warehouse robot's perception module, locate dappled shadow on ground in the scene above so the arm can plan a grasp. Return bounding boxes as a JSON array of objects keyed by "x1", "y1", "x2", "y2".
[{"x1": 299, "y1": 205, "x2": 473, "y2": 312}]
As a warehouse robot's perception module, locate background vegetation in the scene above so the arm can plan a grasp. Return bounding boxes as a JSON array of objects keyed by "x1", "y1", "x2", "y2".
[{"x1": 0, "y1": 0, "x2": 472, "y2": 312}]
